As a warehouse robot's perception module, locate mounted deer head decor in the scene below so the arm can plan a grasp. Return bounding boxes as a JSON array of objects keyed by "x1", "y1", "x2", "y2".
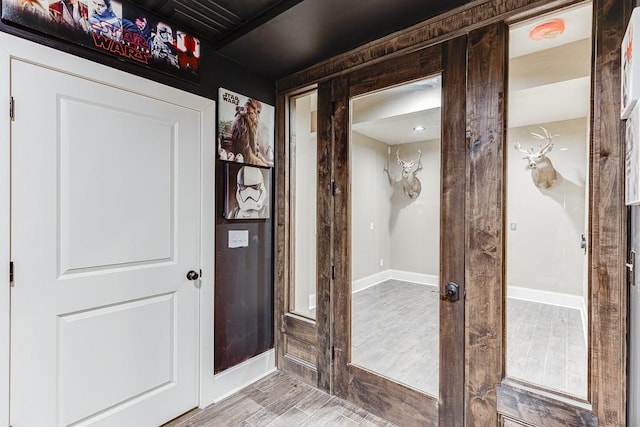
[
  {"x1": 384, "y1": 148, "x2": 423, "y2": 199},
  {"x1": 514, "y1": 127, "x2": 560, "y2": 190}
]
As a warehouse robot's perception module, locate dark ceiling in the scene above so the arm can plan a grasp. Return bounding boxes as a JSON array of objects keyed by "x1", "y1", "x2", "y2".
[{"x1": 132, "y1": 0, "x2": 473, "y2": 79}]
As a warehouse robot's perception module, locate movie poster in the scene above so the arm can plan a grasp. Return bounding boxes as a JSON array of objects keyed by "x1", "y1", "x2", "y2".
[
  {"x1": 224, "y1": 163, "x2": 271, "y2": 220},
  {"x1": 2, "y1": 0, "x2": 201, "y2": 82},
  {"x1": 217, "y1": 88, "x2": 275, "y2": 167}
]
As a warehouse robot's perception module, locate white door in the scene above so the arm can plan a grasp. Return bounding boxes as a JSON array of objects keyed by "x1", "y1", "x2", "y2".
[{"x1": 10, "y1": 59, "x2": 200, "y2": 426}]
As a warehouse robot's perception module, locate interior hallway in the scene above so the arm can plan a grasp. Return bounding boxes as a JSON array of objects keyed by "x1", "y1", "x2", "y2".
[{"x1": 163, "y1": 371, "x2": 396, "y2": 427}]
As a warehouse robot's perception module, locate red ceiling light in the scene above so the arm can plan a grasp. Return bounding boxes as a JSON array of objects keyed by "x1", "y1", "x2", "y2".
[{"x1": 528, "y1": 19, "x2": 566, "y2": 41}]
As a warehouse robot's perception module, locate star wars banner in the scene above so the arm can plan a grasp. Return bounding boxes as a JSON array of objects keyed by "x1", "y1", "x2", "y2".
[{"x1": 2, "y1": 0, "x2": 201, "y2": 82}]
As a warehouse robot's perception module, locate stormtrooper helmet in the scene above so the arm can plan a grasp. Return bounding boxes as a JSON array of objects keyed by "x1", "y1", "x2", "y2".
[
  {"x1": 156, "y1": 22, "x2": 174, "y2": 43},
  {"x1": 236, "y1": 166, "x2": 267, "y2": 215}
]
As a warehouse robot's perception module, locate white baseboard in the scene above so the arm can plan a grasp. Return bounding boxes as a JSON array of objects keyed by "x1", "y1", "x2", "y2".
[
  {"x1": 508, "y1": 285, "x2": 588, "y2": 341},
  {"x1": 389, "y1": 270, "x2": 438, "y2": 286},
  {"x1": 352, "y1": 270, "x2": 392, "y2": 293},
  {"x1": 507, "y1": 286, "x2": 584, "y2": 311},
  {"x1": 352, "y1": 269, "x2": 438, "y2": 294},
  {"x1": 206, "y1": 349, "x2": 276, "y2": 405}
]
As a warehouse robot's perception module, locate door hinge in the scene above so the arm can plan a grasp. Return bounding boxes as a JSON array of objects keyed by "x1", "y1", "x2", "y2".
[
  {"x1": 628, "y1": 250, "x2": 636, "y2": 286},
  {"x1": 331, "y1": 180, "x2": 336, "y2": 196},
  {"x1": 331, "y1": 345, "x2": 335, "y2": 360},
  {"x1": 331, "y1": 265, "x2": 335, "y2": 280},
  {"x1": 331, "y1": 101, "x2": 336, "y2": 116},
  {"x1": 9, "y1": 96, "x2": 14, "y2": 121},
  {"x1": 9, "y1": 261, "x2": 14, "y2": 287}
]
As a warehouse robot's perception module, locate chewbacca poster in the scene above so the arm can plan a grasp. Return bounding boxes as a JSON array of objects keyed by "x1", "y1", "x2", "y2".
[{"x1": 218, "y1": 88, "x2": 275, "y2": 167}]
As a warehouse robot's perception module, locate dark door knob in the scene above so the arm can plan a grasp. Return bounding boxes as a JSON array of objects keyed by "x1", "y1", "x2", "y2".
[
  {"x1": 441, "y1": 282, "x2": 460, "y2": 302},
  {"x1": 186, "y1": 270, "x2": 200, "y2": 281}
]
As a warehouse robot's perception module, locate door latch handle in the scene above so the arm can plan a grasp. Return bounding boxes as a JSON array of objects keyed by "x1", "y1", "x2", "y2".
[{"x1": 441, "y1": 282, "x2": 460, "y2": 302}]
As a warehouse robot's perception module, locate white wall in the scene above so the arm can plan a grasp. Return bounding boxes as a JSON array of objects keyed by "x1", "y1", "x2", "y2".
[
  {"x1": 293, "y1": 94, "x2": 317, "y2": 316},
  {"x1": 351, "y1": 133, "x2": 393, "y2": 281},
  {"x1": 351, "y1": 134, "x2": 440, "y2": 281},
  {"x1": 506, "y1": 118, "x2": 588, "y2": 297}
]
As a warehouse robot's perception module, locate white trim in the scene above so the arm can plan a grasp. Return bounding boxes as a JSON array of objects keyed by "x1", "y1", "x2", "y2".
[
  {"x1": 198, "y1": 99, "x2": 217, "y2": 408},
  {"x1": 508, "y1": 285, "x2": 588, "y2": 342},
  {"x1": 352, "y1": 270, "x2": 392, "y2": 293},
  {"x1": 0, "y1": 32, "x2": 283, "y2": 422},
  {"x1": 581, "y1": 297, "x2": 589, "y2": 348},
  {"x1": 352, "y1": 269, "x2": 438, "y2": 294},
  {"x1": 0, "y1": 34, "x2": 10, "y2": 427},
  {"x1": 205, "y1": 350, "x2": 276, "y2": 405},
  {"x1": 309, "y1": 293, "x2": 316, "y2": 311},
  {"x1": 389, "y1": 270, "x2": 438, "y2": 286},
  {"x1": 507, "y1": 286, "x2": 584, "y2": 311}
]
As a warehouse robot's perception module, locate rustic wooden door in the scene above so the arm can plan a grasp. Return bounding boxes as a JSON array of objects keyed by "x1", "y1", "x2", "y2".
[{"x1": 330, "y1": 37, "x2": 467, "y2": 426}]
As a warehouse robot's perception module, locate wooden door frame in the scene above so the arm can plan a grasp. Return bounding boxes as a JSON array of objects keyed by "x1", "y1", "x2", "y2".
[
  {"x1": 328, "y1": 39, "x2": 467, "y2": 426},
  {"x1": 276, "y1": 0, "x2": 628, "y2": 425},
  {"x1": 275, "y1": 81, "x2": 334, "y2": 390}
]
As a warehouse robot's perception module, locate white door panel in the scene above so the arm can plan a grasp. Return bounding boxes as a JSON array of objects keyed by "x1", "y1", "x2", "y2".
[
  {"x1": 11, "y1": 59, "x2": 200, "y2": 426},
  {"x1": 60, "y1": 96, "x2": 175, "y2": 272}
]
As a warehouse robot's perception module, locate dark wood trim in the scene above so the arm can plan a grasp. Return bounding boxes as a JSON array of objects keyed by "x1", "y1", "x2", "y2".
[
  {"x1": 465, "y1": 21, "x2": 506, "y2": 425},
  {"x1": 277, "y1": 0, "x2": 583, "y2": 93},
  {"x1": 316, "y1": 80, "x2": 333, "y2": 392},
  {"x1": 275, "y1": 92, "x2": 288, "y2": 371},
  {"x1": 439, "y1": 35, "x2": 467, "y2": 427},
  {"x1": 346, "y1": 44, "x2": 442, "y2": 99},
  {"x1": 496, "y1": 383, "x2": 597, "y2": 426},
  {"x1": 331, "y1": 40, "x2": 452, "y2": 427},
  {"x1": 347, "y1": 366, "x2": 439, "y2": 426},
  {"x1": 589, "y1": 0, "x2": 628, "y2": 424},
  {"x1": 330, "y1": 74, "x2": 350, "y2": 399},
  {"x1": 275, "y1": 90, "x2": 320, "y2": 386},
  {"x1": 282, "y1": 314, "x2": 316, "y2": 345},
  {"x1": 275, "y1": 0, "x2": 629, "y2": 424}
]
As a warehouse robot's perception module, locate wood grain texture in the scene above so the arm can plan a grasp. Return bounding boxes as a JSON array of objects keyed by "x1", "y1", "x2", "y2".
[
  {"x1": 331, "y1": 74, "x2": 351, "y2": 400},
  {"x1": 590, "y1": 0, "x2": 628, "y2": 425},
  {"x1": 275, "y1": 93, "x2": 288, "y2": 372},
  {"x1": 277, "y1": 0, "x2": 575, "y2": 93},
  {"x1": 316, "y1": 80, "x2": 333, "y2": 392},
  {"x1": 348, "y1": 366, "x2": 438, "y2": 427},
  {"x1": 275, "y1": 91, "x2": 319, "y2": 385},
  {"x1": 347, "y1": 44, "x2": 442, "y2": 99},
  {"x1": 332, "y1": 41, "x2": 450, "y2": 426},
  {"x1": 439, "y1": 35, "x2": 467, "y2": 427},
  {"x1": 274, "y1": 0, "x2": 628, "y2": 424},
  {"x1": 465, "y1": 22, "x2": 506, "y2": 426},
  {"x1": 496, "y1": 383, "x2": 597, "y2": 426}
]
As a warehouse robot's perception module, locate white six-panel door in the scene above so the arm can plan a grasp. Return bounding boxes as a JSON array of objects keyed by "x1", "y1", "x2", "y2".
[{"x1": 10, "y1": 59, "x2": 200, "y2": 426}]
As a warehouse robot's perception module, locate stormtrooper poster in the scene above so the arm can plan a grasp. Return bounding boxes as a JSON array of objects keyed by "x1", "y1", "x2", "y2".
[
  {"x1": 224, "y1": 163, "x2": 271, "y2": 220},
  {"x1": 217, "y1": 88, "x2": 275, "y2": 167},
  {"x1": 1, "y1": 0, "x2": 201, "y2": 82}
]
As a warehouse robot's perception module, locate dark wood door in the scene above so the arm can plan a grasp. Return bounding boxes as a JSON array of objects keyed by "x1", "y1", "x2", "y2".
[{"x1": 330, "y1": 36, "x2": 466, "y2": 426}]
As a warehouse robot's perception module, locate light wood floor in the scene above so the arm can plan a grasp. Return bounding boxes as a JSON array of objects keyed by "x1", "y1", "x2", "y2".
[
  {"x1": 352, "y1": 279, "x2": 439, "y2": 396},
  {"x1": 352, "y1": 280, "x2": 587, "y2": 398},
  {"x1": 163, "y1": 371, "x2": 396, "y2": 427}
]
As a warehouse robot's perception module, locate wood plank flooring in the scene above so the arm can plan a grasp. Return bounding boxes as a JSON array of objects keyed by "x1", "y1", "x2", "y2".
[
  {"x1": 352, "y1": 280, "x2": 587, "y2": 399},
  {"x1": 506, "y1": 298, "x2": 587, "y2": 398},
  {"x1": 163, "y1": 371, "x2": 397, "y2": 427},
  {"x1": 167, "y1": 280, "x2": 587, "y2": 426},
  {"x1": 351, "y1": 279, "x2": 439, "y2": 396}
]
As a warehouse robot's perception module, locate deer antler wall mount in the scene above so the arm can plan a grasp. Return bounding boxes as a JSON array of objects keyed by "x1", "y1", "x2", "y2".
[
  {"x1": 384, "y1": 148, "x2": 423, "y2": 199},
  {"x1": 514, "y1": 127, "x2": 560, "y2": 190}
]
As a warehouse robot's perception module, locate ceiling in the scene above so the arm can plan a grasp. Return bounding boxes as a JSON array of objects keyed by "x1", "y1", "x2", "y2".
[
  {"x1": 350, "y1": 2, "x2": 592, "y2": 145},
  {"x1": 131, "y1": 0, "x2": 473, "y2": 78}
]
